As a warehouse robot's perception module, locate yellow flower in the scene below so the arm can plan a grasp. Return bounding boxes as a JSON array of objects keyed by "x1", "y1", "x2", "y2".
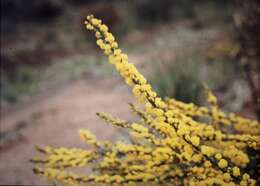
[
  {"x1": 201, "y1": 145, "x2": 215, "y2": 156},
  {"x1": 204, "y1": 160, "x2": 212, "y2": 168},
  {"x1": 131, "y1": 123, "x2": 148, "y2": 133},
  {"x1": 95, "y1": 31, "x2": 101, "y2": 38},
  {"x1": 242, "y1": 173, "x2": 250, "y2": 180},
  {"x1": 100, "y1": 24, "x2": 108, "y2": 32},
  {"x1": 218, "y1": 159, "x2": 228, "y2": 168},
  {"x1": 190, "y1": 136, "x2": 200, "y2": 146},
  {"x1": 79, "y1": 130, "x2": 98, "y2": 146},
  {"x1": 232, "y1": 167, "x2": 240, "y2": 177},
  {"x1": 86, "y1": 24, "x2": 94, "y2": 30},
  {"x1": 215, "y1": 153, "x2": 222, "y2": 160},
  {"x1": 240, "y1": 181, "x2": 247, "y2": 186},
  {"x1": 96, "y1": 39, "x2": 104, "y2": 47},
  {"x1": 91, "y1": 18, "x2": 100, "y2": 26},
  {"x1": 192, "y1": 154, "x2": 202, "y2": 162},
  {"x1": 111, "y1": 41, "x2": 118, "y2": 48},
  {"x1": 114, "y1": 49, "x2": 122, "y2": 55},
  {"x1": 223, "y1": 173, "x2": 231, "y2": 182}
]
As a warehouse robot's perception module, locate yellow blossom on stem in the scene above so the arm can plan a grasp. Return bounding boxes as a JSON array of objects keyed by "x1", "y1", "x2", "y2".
[
  {"x1": 232, "y1": 167, "x2": 240, "y2": 177},
  {"x1": 31, "y1": 15, "x2": 259, "y2": 186},
  {"x1": 218, "y1": 159, "x2": 228, "y2": 168}
]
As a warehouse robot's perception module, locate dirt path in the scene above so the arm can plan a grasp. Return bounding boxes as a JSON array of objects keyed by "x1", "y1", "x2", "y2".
[{"x1": 0, "y1": 75, "x2": 136, "y2": 185}]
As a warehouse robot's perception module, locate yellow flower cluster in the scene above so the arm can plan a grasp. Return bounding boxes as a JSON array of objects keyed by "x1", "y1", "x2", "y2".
[
  {"x1": 79, "y1": 129, "x2": 101, "y2": 147},
  {"x1": 31, "y1": 146, "x2": 95, "y2": 169},
  {"x1": 32, "y1": 15, "x2": 260, "y2": 186}
]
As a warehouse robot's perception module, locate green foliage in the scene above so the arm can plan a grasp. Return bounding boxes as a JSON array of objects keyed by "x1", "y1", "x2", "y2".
[
  {"x1": 151, "y1": 56, "x2": 243, "y2": 110},
  {"x1": 0, "y1": 54, "x2": 112, "y2": 103},
  {"x1": 0, "y1": 66, "x2": 41, "y2": 102},
  {"x1": 151, "y1": 60, "x2": 203, "y2": 105}
]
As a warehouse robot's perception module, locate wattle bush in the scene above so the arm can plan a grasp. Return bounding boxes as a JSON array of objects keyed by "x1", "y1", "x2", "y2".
[{"x1": 32, "y1": 15, "x2": 260, "y2": 186}]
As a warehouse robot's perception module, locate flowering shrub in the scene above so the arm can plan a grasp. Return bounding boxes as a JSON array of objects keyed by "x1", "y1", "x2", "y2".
[{"x1": 32, "y1": 15, "x2": 260, "y2": 186}]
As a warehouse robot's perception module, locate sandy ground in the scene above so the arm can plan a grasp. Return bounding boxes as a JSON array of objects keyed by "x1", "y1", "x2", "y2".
[{"x1": 0, "y1": 75, "x2": 137, "y2": 185}]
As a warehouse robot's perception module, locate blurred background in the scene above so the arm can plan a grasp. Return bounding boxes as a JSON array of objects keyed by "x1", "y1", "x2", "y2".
[{"x1": 0, "y1": 0, "x2": 259, "y2": 184}]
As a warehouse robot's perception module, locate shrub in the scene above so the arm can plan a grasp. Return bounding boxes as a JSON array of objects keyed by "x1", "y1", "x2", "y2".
[
  {"x1": 0, "y1": 66, "x2": 41, "y2": 103},
  {"x1": 32, "y1": 15, "x2": 260, "y2": 186},
  {"x1": 151, "y1": 60, "x2": 203, "y2": 105}
]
